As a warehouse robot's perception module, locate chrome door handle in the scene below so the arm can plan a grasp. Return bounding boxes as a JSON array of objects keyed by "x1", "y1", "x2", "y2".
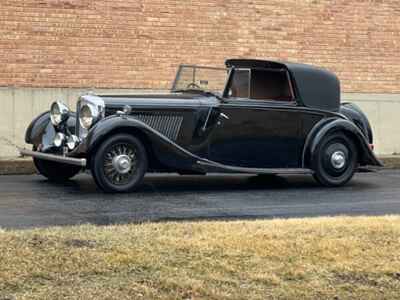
[{"x1": 219, "y1": 113, "x2": 229, "y2": 120}]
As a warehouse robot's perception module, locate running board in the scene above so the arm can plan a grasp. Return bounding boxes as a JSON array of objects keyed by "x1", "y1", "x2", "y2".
[{"x1": 197, "y1": 160, "x2": 313, "y2": 175}]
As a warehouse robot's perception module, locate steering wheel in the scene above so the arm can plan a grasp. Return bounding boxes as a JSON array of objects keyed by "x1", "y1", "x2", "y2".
[{"x1": 186, "y1": 82, "x2": 201, "y2": 89}]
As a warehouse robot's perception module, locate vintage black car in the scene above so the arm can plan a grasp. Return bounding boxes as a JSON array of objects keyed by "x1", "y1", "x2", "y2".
[{"x1": 21, "y1": 59, "x2": 382, "y2": 192}]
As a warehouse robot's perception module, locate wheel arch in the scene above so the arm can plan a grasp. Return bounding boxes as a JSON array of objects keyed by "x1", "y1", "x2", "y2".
[
  {"x1": 86, "y1": 123, "x2": 161, "y2": 171},
  {"x1": 302, "y1": 118, "x2": 383, "y2": 168},
  {"x1": 84, "y1": 116, "x2": 199, "y2": 171}
]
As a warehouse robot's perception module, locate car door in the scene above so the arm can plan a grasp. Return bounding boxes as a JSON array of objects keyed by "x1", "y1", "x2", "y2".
[
  {"x1": 208, "y1": 101, "x2": 302, "y2": 168},
  {"x1": 207, "y1": 68, "x2": 303, "y2": 169}
]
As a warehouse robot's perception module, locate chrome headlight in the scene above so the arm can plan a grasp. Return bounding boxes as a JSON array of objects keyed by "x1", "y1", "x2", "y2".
[
  {"x1": 79, "y1": 103, "x2": 99, "y2": 130},
  {"x1": 50, "y1": 101, "x2": 69, "y2": 126}
]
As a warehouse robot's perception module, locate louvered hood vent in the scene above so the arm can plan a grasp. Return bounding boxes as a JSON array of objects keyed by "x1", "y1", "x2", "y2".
[{"x1": 132, "y1": 113, "x2": 183, "y2": 141}]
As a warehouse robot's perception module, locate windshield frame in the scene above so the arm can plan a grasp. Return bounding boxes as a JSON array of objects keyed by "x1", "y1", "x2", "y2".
[{"x1": 171, "y1": 64, "x2": 230, "y2": 95}]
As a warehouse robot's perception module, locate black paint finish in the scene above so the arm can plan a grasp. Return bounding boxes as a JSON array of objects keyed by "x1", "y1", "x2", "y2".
[{"x1": 208, "y1": 102, "x2": 302, "y2": 168}]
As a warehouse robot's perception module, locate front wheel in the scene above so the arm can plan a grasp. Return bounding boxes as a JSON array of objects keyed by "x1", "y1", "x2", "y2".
[
  {"x1": 90, "y1": 134, "x2": 148, "y2": 193},
  {"x1": 312, "y1": 133, "x2": 358, "y2": 187}
]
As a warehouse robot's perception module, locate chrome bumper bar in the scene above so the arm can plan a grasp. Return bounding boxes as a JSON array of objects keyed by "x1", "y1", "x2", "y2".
[{"x1": 19, "y1": 148, "x2": 87, "y2": 167}]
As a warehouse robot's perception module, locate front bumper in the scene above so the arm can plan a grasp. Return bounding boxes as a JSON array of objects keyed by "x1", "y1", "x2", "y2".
[{"x1": 19, "y1": 148, "x2": 87, "y2": 167}]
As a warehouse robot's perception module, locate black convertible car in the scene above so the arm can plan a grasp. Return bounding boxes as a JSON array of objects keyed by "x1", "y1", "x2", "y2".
[{"x1": 21, "y1": 59, "x2": 382, "y2": 192}]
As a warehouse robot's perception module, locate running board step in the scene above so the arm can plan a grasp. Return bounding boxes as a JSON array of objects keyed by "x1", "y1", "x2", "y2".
[{"x1": 197, "y1": 160, "x2": 313, "y2": 175}]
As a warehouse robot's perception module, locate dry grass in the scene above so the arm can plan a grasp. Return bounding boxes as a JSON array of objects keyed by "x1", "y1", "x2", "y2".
[{"x1": 1, "y1": 216, "x2": 400, "y2": 299}]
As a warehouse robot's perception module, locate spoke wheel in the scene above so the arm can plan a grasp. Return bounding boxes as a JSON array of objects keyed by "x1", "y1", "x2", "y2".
[
  {"x1": 312, "y1": 133, "x2": 358, "y2": 187},
  {"x1": 91, "y1": 134, "x2": 148, "y2": 193},
  {"x1": 103, "y1": 143, "x2": 138, "y2": 186}
]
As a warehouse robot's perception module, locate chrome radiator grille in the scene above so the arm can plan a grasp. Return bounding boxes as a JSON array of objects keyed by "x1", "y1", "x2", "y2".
[
  {"x1": 75, "y1": 99, "x2": 87, "y2": 138},
  {"x1": 75, "y1": 100, "x2": 82, "y2": 137},
  {"x1": 132, "y1": 113, "x2": 183, "y2": 141}
]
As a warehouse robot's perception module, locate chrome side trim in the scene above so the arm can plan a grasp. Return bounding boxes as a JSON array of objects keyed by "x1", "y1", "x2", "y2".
[{"x1": 19, "y1": 149, "x2": 86, "y2": 167}]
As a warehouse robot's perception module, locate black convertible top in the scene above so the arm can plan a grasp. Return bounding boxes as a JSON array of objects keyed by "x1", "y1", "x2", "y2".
[{"x1": 226, "y1": 59, "x2": 341, "y2": 111}]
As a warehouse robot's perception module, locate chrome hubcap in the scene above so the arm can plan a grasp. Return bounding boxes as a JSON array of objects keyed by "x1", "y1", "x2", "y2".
[
  {"x1": 112, "y1": 155, "x2": 132, "y2": 174},
  {"x1": 103, "y1": 144, "x2": 137, "y2": 185},
  {"x1": 331, "y1": 151, "x2": 346, "y2": 169}
]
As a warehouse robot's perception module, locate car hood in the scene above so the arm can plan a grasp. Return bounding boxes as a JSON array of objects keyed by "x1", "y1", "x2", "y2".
[{"x1": 99, "y1": 93, "x2": 219, "y2": 111}]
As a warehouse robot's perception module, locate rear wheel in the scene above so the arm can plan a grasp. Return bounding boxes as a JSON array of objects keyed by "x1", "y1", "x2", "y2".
[
  {"x1": 33, "y1": 148, "x2": 81, "y2": 182},
  {"x1": 312, "y1": 133, "x2": 358, "y2": 187},
  {"x1": 90, "y1": 134, "x2": 148, "y2": 193}
]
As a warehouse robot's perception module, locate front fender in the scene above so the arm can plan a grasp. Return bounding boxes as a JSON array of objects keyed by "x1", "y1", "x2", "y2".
[
  {"x1": 303, "y1": 118, "x2": 383, "y2": 168},
  {"x1": 25, "y1": 111, "x2": 52, "y2": 145},
  {"x1": 25, "y1": 112, "x2": 77, "y2": 151},
  {"x1": 82, "y1": 115, "x2": 203, "y2": 171}
]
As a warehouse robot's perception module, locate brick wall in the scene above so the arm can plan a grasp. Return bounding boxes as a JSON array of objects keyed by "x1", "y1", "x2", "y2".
[{"x1": 0, "y1": 0, "x2": 399, "y2": 92}]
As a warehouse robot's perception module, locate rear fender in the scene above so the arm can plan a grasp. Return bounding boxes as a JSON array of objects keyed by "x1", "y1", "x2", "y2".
[
  {"x1": 303, "y1": 118, "x2": 383, "y2": 168},
  {"x1": 83, "y1": 115, "x2": 203, "y2": 171}
]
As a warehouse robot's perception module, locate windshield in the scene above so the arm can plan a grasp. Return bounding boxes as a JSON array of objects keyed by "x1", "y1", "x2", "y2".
[{"x1": 172, "y1": 65, "x2": 228, "y2": 94}]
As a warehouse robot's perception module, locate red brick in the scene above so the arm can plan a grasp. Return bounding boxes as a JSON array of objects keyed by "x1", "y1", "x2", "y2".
[{"x1": 0, "y1": 0, "x2": 399, "y2": 92}]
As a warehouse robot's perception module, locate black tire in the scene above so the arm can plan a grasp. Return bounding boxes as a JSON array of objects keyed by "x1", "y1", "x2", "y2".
[
  {"x1": 312, "y1": 133, "x2": 358, "y2": 187},
  {"x1": 90, "y1": 134, "x2": 148, "y2": 193},
  {"x1": 33, "y1": 157, "x2": 81, "y2": 182}
]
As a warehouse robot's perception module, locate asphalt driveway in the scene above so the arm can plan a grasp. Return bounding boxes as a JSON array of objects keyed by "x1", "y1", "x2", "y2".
[{"x1": 0, "y1": 170, "x2": 399, "y2": 229}]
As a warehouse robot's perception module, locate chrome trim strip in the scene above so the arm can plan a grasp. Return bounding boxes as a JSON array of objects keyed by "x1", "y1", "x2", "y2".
[{"x1": 19, "y1": 149, "x2": 86, "y2": 167}]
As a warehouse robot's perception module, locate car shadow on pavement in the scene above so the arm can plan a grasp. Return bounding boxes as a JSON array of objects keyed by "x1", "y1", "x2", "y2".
[
  {"x1": 35, "y1": 173, "x2": 377, "y2": 196},
  {"x1": 141, "y1": 174, "x2": 377, "y2": 194},
  {"x1": 0, "y1": 172, "x2": 382, "y2": 229}
]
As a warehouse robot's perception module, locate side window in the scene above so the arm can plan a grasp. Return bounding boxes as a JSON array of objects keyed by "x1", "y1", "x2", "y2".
[
  {"x1": 227, "y1": 68, "x2": 295, "y2": 102},
  {"x1": 228, "y1": 69, "x2": 250, "y2": 98},
  {"x1": 250, "y1": 69, "x2": 294, "y2": 102}
]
